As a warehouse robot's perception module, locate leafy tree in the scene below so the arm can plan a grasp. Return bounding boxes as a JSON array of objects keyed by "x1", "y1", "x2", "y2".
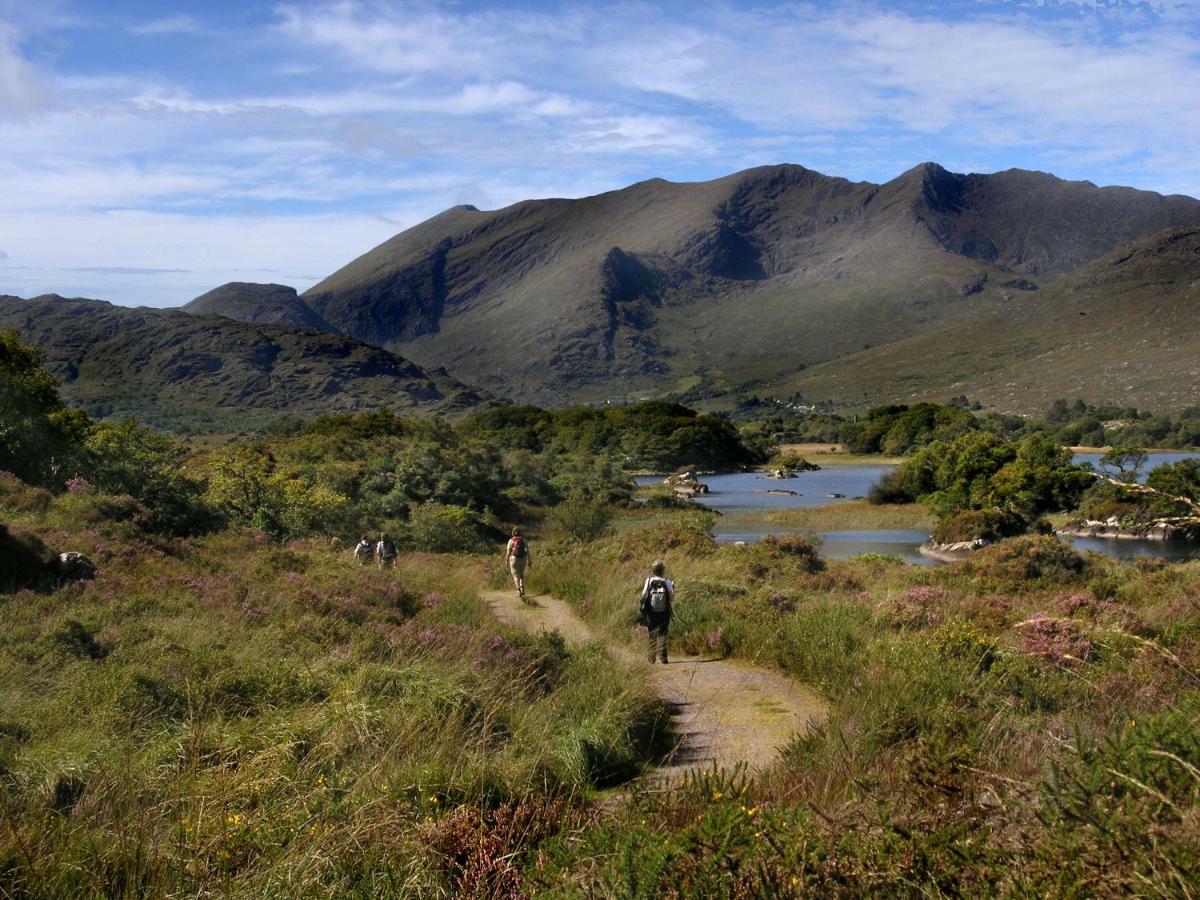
[
  {"x1": 85, "y1": 419, "x2": 217, "y2": 535},
  {"x1": 0, "y1": 330, "x2": 89, "y2": 486},
  {"x1": 1145, "y1": 459, "x2": 1200, "y2": 503},
  {"x1": 1099, "y1": 446, "x2": 1148, "y2": 483}
]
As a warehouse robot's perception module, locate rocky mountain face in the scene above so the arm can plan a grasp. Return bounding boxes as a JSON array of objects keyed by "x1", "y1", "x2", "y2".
[
  {"x1": 285, "y1": 163, "x2": 1200, "y2": 405},
  {"x1": 0, "y1": 295, "x2": 487, "y2": 432},
  {"x1": 184, "y1": 282, "x2": 336, "y2": 333}
]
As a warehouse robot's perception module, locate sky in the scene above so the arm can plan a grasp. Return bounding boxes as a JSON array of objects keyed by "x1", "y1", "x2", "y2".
[{"x1": 1, "y1": 0, "x2": 1198, "y2": 308}]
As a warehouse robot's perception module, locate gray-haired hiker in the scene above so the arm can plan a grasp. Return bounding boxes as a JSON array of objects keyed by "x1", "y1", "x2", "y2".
[
  {"x1": 353, "y1": 535, "x2": 373, "y2": 565},
  {"x1": 640, "y1": 560, "x2": 675, "y2": 664},
  {"x1": 376, "y1": 532, "x2": 397, "y2": 568},
  {"x1": 504, "y1": 527, "x2": 531, "y2": 599}
]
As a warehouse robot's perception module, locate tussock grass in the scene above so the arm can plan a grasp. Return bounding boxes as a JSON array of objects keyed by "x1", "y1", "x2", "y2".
[{"x1": 0, "y1": 491, "x2": 666, "y2": 896}]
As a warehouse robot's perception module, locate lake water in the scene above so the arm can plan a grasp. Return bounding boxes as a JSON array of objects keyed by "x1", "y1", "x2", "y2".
[{"x1": 637, "y1": 450, "x2": 1200, "y2": 565}]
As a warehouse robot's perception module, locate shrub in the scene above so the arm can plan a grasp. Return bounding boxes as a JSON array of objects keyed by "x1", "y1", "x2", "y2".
[
  {"x1": 405, "y1": 503, "x2": 499, "y2": 553},
  {"x1": 931, "y1": 508, "x2": 1027, "y2": 543},
  {"x1": 552, "y1": 491, "x2": 613, "y2": 542}
]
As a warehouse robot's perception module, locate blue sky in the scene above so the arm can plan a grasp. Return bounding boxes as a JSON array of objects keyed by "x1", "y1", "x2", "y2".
[{"x1": 1, "y1": 0, "x2": 1198, "y2": 307}]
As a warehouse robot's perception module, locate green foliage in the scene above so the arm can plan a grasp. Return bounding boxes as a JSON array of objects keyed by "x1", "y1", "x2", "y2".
[
  {"x1": 1146, "y1": 458, "x2": 1200, "y2": 501},
  {"x1": 464, "y1": 401, "x2": 762, "y2": 473},
  {"x1": 85, "y1": 419, "x2": 218, "y2": 535},
  {"x1": 202, "y1": 445, "x2": 349, "y2": 540},
  {"x1": 0, "y1": 329, "x2": 88, "y2": 486},
  {"x1": 845, "y1": 402, "x2": 979, "y2": 455},
  {"x1": 931, "y1": 507, "x2": 1027, "y2": 543},
  {"x1": 402, "y1": 503, "x2": 500, "y2": 553},
  {"x1": 872, "y1": 433, "x2": 1092, "y2": 538},
  {"x1": 552, "y1": 490, "x2": 614, "y2": 543}
]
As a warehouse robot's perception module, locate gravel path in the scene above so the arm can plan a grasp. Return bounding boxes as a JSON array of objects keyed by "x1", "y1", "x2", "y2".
[{"x1": 483, "y1": 589, "x2": 827, "y2": 780}]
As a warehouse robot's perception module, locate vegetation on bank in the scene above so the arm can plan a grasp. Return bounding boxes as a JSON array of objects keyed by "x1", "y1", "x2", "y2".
[{"x1": 739, "y1": 397, "x2": 1200, "y2": 454}]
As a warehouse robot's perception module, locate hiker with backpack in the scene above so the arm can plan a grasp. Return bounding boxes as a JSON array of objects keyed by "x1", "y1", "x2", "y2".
[
  {"x1": 504, "y1": 527, "x2": 531, "y2": 599},
  {"x1": 353, "y1": 535, "x2": 373, "y2": 565},
  {"x1": 640, "y1": 560, "x2": 675, "y2": 664},
  {"x1": 376, "y1": 532, "x2": 397, "y2": 568}
]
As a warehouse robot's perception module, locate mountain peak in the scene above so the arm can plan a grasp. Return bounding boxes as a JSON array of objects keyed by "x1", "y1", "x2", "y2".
[{"x1": 185, "y1": 282, "x2": 335, "y2": 333}]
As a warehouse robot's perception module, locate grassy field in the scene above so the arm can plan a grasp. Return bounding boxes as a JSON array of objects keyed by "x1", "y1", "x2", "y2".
[{"x1": 4, "y1": 483, "x2": 1200, "y2": 895}]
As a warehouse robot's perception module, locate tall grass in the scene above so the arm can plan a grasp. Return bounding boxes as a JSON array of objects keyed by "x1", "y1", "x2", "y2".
[{"x1": 0, "y1": 492, "x2": 668, "y2": 896}]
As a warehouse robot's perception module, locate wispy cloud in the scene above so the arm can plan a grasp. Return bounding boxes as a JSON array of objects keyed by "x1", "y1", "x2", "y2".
[
  {"x1": 0, "y1": 22, "x2": 49, "y2": 118},
  {"x1": 128, "y1": 14, "x2": 211, "y2": 37}
]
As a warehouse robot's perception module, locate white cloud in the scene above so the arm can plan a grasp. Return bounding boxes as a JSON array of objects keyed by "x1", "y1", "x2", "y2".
[
  {"x1": 1, "y1": 0, "x2": 1198, "y2": 307},
  {"x1": 128, "y1": 14, "x2": 210, "y2": 37},
  {"x1": 0, "y1": 22, "x2": 48, "y2": 118}
]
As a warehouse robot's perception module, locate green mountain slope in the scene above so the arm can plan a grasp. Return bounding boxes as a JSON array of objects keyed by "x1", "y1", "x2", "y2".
[
  {"x1": 297, "y1": 162, "x2": 1200, "y2": 406},
  {"x1": 750, "y1": 226, "x2": 1200, "y2": 412},
  {"x1": 0, "y1": 295, "x2": 488, "y2": 431}
]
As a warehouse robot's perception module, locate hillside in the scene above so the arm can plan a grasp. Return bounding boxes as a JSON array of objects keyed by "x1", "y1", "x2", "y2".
[
  {"x1": 184, "y1": 282, "x2": 336, "y2": 332},
  {"x1": 746, "y1": 225, "x2": 1200, "y2": 412},
  {"x1": 296, "y1": 163, "x2": 1200, "y2": 407},
  {"x1": 0, "y1": 295, "x2": 488, "y2": 431}
]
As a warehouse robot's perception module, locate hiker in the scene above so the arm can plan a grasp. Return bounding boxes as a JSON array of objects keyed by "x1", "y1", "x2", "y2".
[
  {"x1": 640, "y1": 560, "x2": 675, "y2": 664},
  {"x1": 353, "y1": 535, "x2": 373, "y2": 565},
  {"x1": 503, "y1": 527, "x2": 531, "y2": 598},
  {"x1": 376, "y1": 532, "x2": 397, "y2": 568}
]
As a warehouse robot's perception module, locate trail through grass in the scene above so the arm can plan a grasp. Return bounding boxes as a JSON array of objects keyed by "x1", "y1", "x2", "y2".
[{"x1": 483, "y1": 588, "x2": 827, "y2": 780}]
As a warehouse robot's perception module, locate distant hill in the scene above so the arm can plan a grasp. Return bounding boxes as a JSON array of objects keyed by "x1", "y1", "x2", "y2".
[
  {"x1": 184, "y1": 282, "x2": 336, "y2": 332},
  {"x1": 295, "y1": 162, "x2": 1200, "y2": 407},
  {"x1": 0, "y1": 295, "x2": 488, "y2": 432},
  {"x1": 734, "y1": 225, "x2": 1200, "y2": 412}
]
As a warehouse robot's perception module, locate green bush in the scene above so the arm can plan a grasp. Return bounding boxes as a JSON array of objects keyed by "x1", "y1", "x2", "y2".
[{"x1": 932, "y1": 508, "x2": 1027, "y2": 543}]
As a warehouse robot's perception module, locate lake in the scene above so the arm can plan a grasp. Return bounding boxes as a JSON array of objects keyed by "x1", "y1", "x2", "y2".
[{"x1": 636, "y1": 451, "x2": 1200, "y2": 565}]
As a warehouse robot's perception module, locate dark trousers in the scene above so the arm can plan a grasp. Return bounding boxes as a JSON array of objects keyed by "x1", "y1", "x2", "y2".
[{"x1": 646, "y1": 611, "x2": 670, "y2": 663}]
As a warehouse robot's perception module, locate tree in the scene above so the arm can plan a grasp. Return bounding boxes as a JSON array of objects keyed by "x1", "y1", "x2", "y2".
[
  {"x1": 1098, "y1": 446, "x2": 1148, "y2": 483},
  {"x1": 0, "y1": 330, "x2": 88, "y2": 486}
]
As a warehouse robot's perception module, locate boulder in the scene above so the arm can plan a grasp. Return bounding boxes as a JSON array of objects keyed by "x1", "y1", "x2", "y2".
[{"x1": 56, "y1": 552, "x2": 97, "y2": 581}]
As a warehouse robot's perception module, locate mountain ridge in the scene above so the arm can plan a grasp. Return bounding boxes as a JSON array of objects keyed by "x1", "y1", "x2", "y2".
[
  {"x1": 286, "y1": 161, "x2": 1200, "y2": 404},
  {"x1": 0, "y1": 294, "x2": 489, "y2": 432}
]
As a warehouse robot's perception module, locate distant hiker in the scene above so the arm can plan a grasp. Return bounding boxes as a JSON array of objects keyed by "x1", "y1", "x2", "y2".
[
  {"x1": 330, "y1": 536, "x2": 343, "y2": 552},
  {"x1": 353, "y1": 535, "x2": 373, "y2": 566},
  {"x1": 376, "y1": 532, "x2": 397, "y2": 568},
  {"x1": 640, "y1": 559, "x2": 675, "y2": 664},
  {"x1": 504, "y1": 527, "x2": 531, "y2": 599}
]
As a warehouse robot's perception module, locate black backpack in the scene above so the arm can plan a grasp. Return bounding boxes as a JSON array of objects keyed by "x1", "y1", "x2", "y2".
[{"x1": 646, "y1": 577, "x2": 670, "y2": 613}]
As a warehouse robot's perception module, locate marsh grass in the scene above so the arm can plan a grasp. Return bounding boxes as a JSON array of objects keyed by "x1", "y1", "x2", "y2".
[{"x1": 763, "y1": 500, "x2": 935, "y2": 531}]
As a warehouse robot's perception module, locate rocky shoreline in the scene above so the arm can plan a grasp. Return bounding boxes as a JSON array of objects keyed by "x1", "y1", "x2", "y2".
[
  {"x1": 1057, "y1": 518, "x2": 1200, "y2": 542},
  {"x1": 918, "y1": 538, "x2": 991, "y2": 562}
]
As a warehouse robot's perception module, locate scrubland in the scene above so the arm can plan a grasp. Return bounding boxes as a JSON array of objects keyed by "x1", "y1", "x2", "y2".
[{"x1": 4, "y1": 483, "x2": 1199, "y2": 896}]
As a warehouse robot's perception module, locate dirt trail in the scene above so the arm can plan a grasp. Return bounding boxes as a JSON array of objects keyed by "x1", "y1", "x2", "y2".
[{"x1": 483, "y1": 590, "x2": 826, "y2": 780}]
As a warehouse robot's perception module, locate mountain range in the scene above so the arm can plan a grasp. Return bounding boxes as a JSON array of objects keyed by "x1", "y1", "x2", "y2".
[
  {"x1": 4, "y1": 161, "x2": 1200, "y2": 427},
  {"x1": 292, "y1": 162, "x2": 1200, "y2": 408}
]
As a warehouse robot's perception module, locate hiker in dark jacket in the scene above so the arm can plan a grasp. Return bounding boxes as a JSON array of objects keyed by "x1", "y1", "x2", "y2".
[
  {"x1": 640, "y1": 559, "x2": 675, "y2": 664},
  {"x1": 504, "y1": 527, "x2": 531, "y2": 599}
]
